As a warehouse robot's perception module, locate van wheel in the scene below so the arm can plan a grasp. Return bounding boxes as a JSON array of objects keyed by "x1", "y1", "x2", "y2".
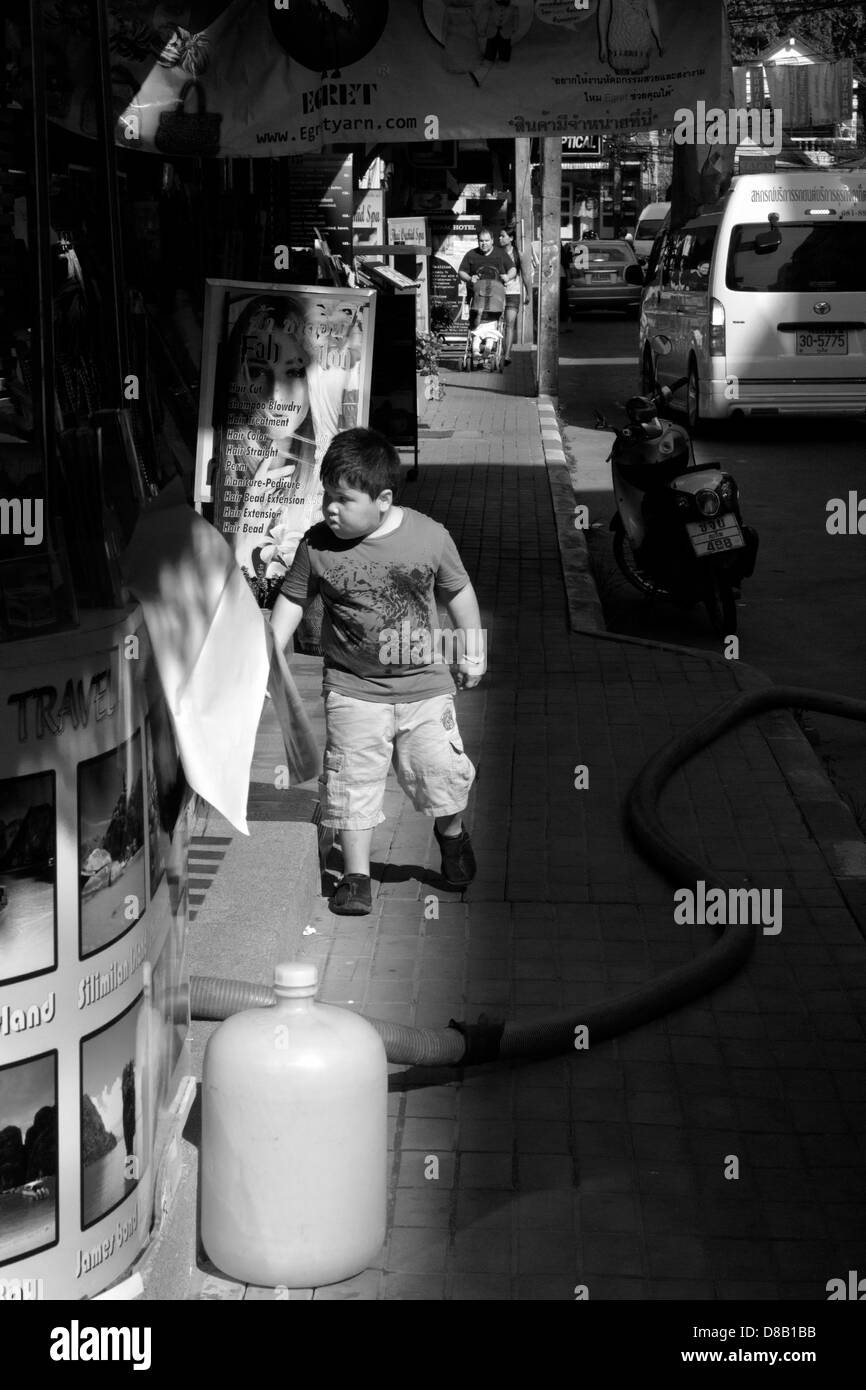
[{"x1": 686, "y1": 362, "x2": 702, "y2": 434}]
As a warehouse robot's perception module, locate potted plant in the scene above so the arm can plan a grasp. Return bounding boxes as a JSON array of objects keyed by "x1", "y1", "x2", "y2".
[{"x1": 416, "y1": 330, "x2": 445, "y2": 402}]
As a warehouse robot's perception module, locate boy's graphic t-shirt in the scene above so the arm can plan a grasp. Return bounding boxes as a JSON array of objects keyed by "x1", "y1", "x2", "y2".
[{"x1": 280, "y1": 508, "x2": 471, "y2": 703}]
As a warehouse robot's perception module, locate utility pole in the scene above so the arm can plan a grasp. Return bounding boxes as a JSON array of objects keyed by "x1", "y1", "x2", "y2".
[
  {"x1": 514, "y1": 137, "x2": 534, "y2": 345},
  {"x1": 537, "y1": 135, "x2": 561, "y2": 399},
  {"x1": 610, "y1": 139, "x2": 623, "y2": 235}
]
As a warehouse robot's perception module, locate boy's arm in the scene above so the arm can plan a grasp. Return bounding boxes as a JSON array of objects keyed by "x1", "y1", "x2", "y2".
[
  {"x1": 445, "y1": 582, "x2": 486, "y2": 690},
  {"x1": 269, "y1": 593, "x2": 306, "y2": 656}
]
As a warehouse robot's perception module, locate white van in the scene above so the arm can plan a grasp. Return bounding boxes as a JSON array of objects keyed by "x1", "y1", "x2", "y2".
[
  {"x1": 633, "y1": 202, "x2": 671, "y2": 261},
  {"x1": 638, "y1": 172, "x2": 866, "y2": 427}
]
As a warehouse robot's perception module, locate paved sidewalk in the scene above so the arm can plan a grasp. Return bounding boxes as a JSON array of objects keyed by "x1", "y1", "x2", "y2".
[{"x1": 164, "y1": 345, "x2": 866, "y2": 1301}]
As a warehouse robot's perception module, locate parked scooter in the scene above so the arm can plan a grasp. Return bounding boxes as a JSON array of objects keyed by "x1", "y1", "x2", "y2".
[{"x1": 600, "y1": 337, "x2": 758, "y2": 636}]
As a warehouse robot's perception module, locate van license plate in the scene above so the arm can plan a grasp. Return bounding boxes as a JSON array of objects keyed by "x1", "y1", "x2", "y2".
[
  {"x1": 796, "y1": 331, "x2": 847, "y2": 355},
  {"x1": 686, "y1": 514, "x2": 745, "y2": 556}
]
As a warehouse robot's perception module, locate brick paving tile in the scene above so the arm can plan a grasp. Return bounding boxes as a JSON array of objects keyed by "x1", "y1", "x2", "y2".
[
  {"x1": 645, "y1": 1234, "x2": 709, "y2": 1280},
  {"x1": 579, "y1": 1193, "x2": 642, "y2": 1232},
  {"x1": 401, "y1": 1118, "x2": 457, "y2": 1152},
  {"x1": 449, "y1": 1230, "x2": 513, "y2": 1274},
  {"x1": 516, "y1": 1154, "x2": 576, "y2": 1189},
  {"x1": 645, "y1": 1279, "x2": 717, "y2": 1299},
  {"x1": 454, "y1": 1189, "x2": 513, "y2": 1230},
  {"x1": 517, "y1": 1228, "x2": 579, "y2": 1275},
  {"x1": 392, "y1": 1190, "x2": 453, "y2": 1228},
  {"x1": 448, "y1": 1274, "x2": 513, "y2": 1300},
  {"x1": 703, "y1": 1238, "x2": 779, "y2": 1280},
  {"x1": 713, "y1": 1281, "x2": 782, "y2": 1300},
  {"x1": 457, "y1": 1121, "x2": 517, "y2": 1152},
  {"x1": 458, "y1": 1152, "x2": 515, "y2": 1189},
  {"x1": 515, "y1": 1276, "x2": 579, "y2": 1300},
  {"x1": 382, "y1": 1273, "x2": 447, "y2": 1300},
  {"x1": 386, "y1": 1229, "x2": 449, "y2": 1273}
]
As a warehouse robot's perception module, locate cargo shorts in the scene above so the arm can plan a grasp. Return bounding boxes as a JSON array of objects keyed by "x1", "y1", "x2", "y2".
[{"x1": 320, "y1": 690, "x2": 476, "y2": 831}]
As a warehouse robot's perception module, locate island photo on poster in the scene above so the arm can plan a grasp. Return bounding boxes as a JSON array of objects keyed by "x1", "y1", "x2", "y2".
[
  {"x1": 0, "y1": 1051, "x2": 58, "y2": 1266},
  {"x1": 78, "y1": 734, "x2": 145, "y2": 959},
  {"x1": 80, "y1": 996, "x2": 143, "y2": 1230},
  {"x1": 0, "y1": 771, "x2": 56, "y2": 985}
]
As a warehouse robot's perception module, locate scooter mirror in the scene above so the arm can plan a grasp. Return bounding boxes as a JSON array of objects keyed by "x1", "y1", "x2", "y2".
[
  {"x1": 623, "y1": 264, "x2": 645, "y2": 286},
  {"x1": 650, "y1": 335, "x2": 672, "y2": 356}
]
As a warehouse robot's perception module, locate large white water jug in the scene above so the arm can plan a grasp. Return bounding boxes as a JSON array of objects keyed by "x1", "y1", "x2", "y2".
[{"x1": 201, "y1": 961, "x2": 388, "y2": 1288}]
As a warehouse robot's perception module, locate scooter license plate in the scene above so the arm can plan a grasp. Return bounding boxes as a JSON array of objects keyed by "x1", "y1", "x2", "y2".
[{"x1": 686, "y1": 514, "x2": 745, "y2": 556}]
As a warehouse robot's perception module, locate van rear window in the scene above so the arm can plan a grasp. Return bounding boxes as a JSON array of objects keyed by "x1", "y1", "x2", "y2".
[
  {"x1": 637, "y1": 219, "x2": 665, "y2": 238},
  {"x1": 726, "y1": 223, "x2": 866, "y2": 292}
]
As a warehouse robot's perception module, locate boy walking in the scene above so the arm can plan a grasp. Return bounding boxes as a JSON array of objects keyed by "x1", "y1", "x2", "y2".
[{"x1": 270, "y1": 428, "x2": 485, "y2": 915}]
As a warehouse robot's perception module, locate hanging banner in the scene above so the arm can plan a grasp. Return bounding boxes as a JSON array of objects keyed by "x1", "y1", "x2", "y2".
[
  {"x1": 42, "y1": 0, "x2": 728, "y2": 157},
  {"x1": 195, "y1": 281, "x2": 376, "y2": 608}
]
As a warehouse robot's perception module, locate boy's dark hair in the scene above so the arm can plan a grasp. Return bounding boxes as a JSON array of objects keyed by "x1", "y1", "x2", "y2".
[{"x1": 320, "y1": 427, "x2": 403, "y2": 500}]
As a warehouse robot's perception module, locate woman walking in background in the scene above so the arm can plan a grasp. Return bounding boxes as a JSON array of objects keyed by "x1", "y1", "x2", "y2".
[{"x1": 497, "y1": 224, "x2": 525, "y2": 366}]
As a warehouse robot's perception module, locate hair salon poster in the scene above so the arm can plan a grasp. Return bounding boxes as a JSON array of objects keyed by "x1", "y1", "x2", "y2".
[
  {"x1": 0, "y1": 611, "x2": 190, "y2": 1300},
  {"x1": 195, "y1": 281, "x2": 376, "y2": 607}
]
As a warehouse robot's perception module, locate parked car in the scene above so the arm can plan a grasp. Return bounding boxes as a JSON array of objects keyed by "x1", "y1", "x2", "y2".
[
  {"x1": 633, "y1": 201, "x2": 671, "y2": 262},
  {"x1": 565, "y1": 239, "x2": 643, "y2": 318}
]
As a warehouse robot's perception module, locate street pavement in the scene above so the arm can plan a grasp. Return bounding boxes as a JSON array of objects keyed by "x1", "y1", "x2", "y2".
[{"x1": 142, "y1": 345, "x2": 866, "y2": 1302}]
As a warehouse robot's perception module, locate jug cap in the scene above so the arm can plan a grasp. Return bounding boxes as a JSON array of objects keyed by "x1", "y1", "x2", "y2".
[{"x1": 274, "y1": 961, "x2": 319, "y2": 997}]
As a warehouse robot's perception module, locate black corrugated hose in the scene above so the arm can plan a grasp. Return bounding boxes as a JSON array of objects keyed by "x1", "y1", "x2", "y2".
[{"x1": 191, "y1": 685, "x2": 866, "y2": 1067}]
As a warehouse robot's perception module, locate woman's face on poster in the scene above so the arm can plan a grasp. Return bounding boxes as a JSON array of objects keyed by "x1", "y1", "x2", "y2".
[{"x1": 239, "y1": 322, "x2": 310, "y2": 443}]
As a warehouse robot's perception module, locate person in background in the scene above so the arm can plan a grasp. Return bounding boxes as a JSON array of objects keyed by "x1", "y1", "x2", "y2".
[
  {"x1": 458, "y1": 227, "x2": 511, "y2": 301},
  {"x1": 458, "y1": 227, "x2": 512, "y2": 363},
  {"x1": 497, "y1": 223, "x2": 527, "y2": 366}
]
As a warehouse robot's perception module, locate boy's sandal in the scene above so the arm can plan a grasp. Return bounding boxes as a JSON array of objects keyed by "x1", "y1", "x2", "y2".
[{"x1": 330, "y1": 873, "x2": 373, "y2": 915}]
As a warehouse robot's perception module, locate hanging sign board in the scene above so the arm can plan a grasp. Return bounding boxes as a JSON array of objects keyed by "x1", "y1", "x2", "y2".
[
  {"x1": 354, "y1": 189, "x2": 387, "y2": 263},
  {"x1": 42, "y1": 1, "x2": 729, "y2": 156},
  {"x1": 428, "y1": 215, "x2": 480, "y2": 329},
  {"x1": 194, "y1": 281, "x2": 376, "y2": 608},
  {"x1": 387, "y1": 217, "x2": 430, "y2": 335}
]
